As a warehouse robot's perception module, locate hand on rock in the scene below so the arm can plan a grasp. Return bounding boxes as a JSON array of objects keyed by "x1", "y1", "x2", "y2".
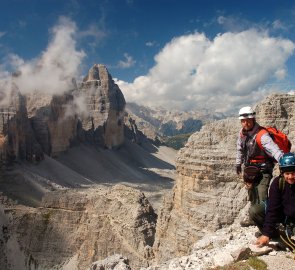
[{"x1": 255, "y1": 235, "x2": 270, "y2": 247}]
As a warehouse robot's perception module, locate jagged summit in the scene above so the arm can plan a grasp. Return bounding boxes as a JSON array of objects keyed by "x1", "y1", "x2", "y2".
[
  {"x1": 0, "y1": 64, "x2": 126, "y2": 165},
  {"x1": 82, "y1": 64, "x2": 108, "y2": 82}
]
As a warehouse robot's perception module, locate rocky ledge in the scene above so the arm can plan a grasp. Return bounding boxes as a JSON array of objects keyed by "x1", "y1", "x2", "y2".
[{"x1": 0, "y1": 185, "x2": 156, "y2": 270}]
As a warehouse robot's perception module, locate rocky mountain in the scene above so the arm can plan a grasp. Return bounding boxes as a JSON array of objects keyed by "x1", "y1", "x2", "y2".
[
  {"x1": 125, "y1": 103, "x2": 207, "y2": 140},
  {"x1": 0, "y1": 64, "x2": 177, "y2": 269},
  {"x1": 0, "y1": 64, "x2": 126, "y2": 165}
]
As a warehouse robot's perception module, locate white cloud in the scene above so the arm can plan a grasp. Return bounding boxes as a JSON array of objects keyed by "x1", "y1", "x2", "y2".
[
  {"x1": 217, "y1": 15, "x2": 251, "y2": 32},
  {"x1": 117, "y1": 53, "x2": 136, "y2": 68},
  {"x1": 272, "y1": 19, "x2": 288, "y2": 31},
  {"x1": 78, "y1": 23, "x2": 106, "y2": 41},
  {"x1": 0, "y1": 32, "x2": 6, "y2": 38},
  {"x1": 0, "y1": 16, "x2": 86, "y2": 104},
  {"x1": 146, "y1": 41, "x2": 157, "y2": 47},
  {"x1": 118, "y1": 29, "x2": 295, "y2": 113}
]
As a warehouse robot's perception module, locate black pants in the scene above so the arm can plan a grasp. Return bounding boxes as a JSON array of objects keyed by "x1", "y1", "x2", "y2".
[{"x1": 248, "y1": 172, "x2": 272, "y2": 232}]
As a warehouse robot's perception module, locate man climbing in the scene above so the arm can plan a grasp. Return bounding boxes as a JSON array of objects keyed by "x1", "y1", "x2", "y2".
[
  {"x1": 236, "y1": 106, "x2": 284, "y2": 233},
  {"x1": 256, "y1": 152, "x2": 295, "y2": 249}
]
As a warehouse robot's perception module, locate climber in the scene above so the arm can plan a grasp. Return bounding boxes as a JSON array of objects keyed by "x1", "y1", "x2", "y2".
[
  {"x1": 256, "y1": 152, "x2": 295, "y2": 249},
  {"x1": 236, "y1": 106, "x2": 284, "y2": 232}
]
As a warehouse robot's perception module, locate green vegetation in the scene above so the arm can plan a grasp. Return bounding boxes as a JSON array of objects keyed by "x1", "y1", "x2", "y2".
[
  {"x1": 163, "y1": 133, "x2": 193, "y2": 150},
  {"x1": 247, "y1": 257, "x2": 267, "y2": 270},
  {"x1": 211, "y1": 261, "x2": 250, "y2": 270},
  {"x1": 211, "y1": 257, "x2": 267, "y2": 270}
]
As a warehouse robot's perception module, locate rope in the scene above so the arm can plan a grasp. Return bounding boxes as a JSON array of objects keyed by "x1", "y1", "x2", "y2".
[{"x1": 279, "y1": 230, "x2": 295, "y2": 259}]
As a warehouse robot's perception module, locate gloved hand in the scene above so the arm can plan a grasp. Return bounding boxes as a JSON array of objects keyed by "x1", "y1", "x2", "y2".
[{"x1": 236, "y1": 164, "x2": 242, "y2": 175}]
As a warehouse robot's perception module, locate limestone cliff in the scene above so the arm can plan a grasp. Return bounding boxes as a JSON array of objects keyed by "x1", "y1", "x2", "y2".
[
  {"x1": 0, "y1": 64, "x2": 126, "y2": 163},
  {"x1": 153, "y1": 93, "x2": 295, "y2": 263},
  {"x1": 0, "y1": 87, "x2": 43, "y2": 165},
  {"x1": 1, "y1": 185, "x2": 156, "y2": 270},
  {"x1": 76, "y1": 64, "x2": 125, "y2": 149},
  {"x1": 255, "y1": 94, "x2": 295, "y2": 147},
  {"x1": 26, "y1": 92, "x2": 78, "y2": 157}
]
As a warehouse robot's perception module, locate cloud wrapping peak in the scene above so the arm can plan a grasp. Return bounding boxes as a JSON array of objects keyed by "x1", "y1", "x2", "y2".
[
  {"x1": 118, "y1": 29, "x2": 295, "y2": 113},
  {"x1": 0, "y1": 16, "x2": 85, "y2": 102}
]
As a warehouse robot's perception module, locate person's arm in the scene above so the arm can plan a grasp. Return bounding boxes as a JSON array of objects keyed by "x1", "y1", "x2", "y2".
[
  {"x1": 260, "y1": 133, "x2": 284, "y2": 162},
  {"x1": 236, "y1": 132, "x2": 243, "y2": 174},
  {"x1": 256, "y1": 177, "x2": 282, "y2": 246}
]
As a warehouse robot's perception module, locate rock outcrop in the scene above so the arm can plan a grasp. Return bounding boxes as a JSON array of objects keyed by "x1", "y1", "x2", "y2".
[
  {"x1": 0, "y1": 87, "x2": 43, "y2": 165},
  {"x1": 0, "y1": 64, "x2": 126, "y2": 164},
  {"x1": 255, "y1": 94, "x2": 295, "y2": 144},
  {"x1": 76, "y1": 64, "x2": 125, "y2": 149},
  {"x1": 1, "y1": 185, "x2": 157, "y2": 270},
  {"x1": 26, "y1": 92, "x2": 78, "y2": 157},
  {"x1": 153, "y1": 93, "x2": 295, "y2": 263},
  {"x1": 89, "y1": 254, "x2": 131, "y2": 270}
]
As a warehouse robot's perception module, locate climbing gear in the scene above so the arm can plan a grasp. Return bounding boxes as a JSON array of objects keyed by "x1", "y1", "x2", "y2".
[
  {"x1": 279, "y1": 152, "x2": 295, "y2": 173},
  {"x1": 256, "y1": 127, "x2": 292, "y2": 155},
  {"x1": 278, "y1": 222, "x2": 295, "y2": 258},
  {"x1": 238, "y1": 106, "x2": 256, "y2": 119}
]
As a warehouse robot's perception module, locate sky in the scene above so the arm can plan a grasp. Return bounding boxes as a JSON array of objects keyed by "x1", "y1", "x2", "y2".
[{"x1": 0, "y1": 0, "x2": 295, "y2": 114}]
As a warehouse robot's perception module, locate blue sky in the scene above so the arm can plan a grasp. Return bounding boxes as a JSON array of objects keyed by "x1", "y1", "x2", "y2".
[{"x1": 1, "y1": 0, "x2": 295, "y2": 113}]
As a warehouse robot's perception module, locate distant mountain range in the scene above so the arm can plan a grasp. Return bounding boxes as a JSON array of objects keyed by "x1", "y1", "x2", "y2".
[{"x1": 126, "y1": 102, "x2": 227, "y2": 148}]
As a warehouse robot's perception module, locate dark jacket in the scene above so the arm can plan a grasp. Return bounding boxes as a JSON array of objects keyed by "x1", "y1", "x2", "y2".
[
  {"x1": 236, "y1": 123, "x2": 283, "y2": 167},
  {"x1": 262, "y1": 176, "x2": 295, "y2": 238}
]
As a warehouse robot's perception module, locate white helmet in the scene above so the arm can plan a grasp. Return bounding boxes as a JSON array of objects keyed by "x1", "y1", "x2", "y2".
[{"x1": 238, "y1": 106, "x2": 256, "y2": 119}]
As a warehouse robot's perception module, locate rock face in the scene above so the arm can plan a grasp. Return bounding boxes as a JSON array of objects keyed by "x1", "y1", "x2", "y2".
[
  {"x1": 153, "y1": 119, "x2": 246, "y2": 263},
  {"x1": 2, "y1": 185, "x2": 157, "y2": 270},
  {"x1": 26, "y1": 92, "x2": 78, "y2": 157},
  {"x1": 255, "y1": 94, "x2": 295, "y2": 145},
  {"x1": 153, "y1": 93, "x2": 295, "y2": 263},
  {"x1": 0, "y1": 88, "x2": 43, "y2": 165},
  {"x1": 76, "y1": 64, "x2": 125, "y2": 149},
  {"x1": 0, "y1": 64, "x2": 126, "y2": 163}
]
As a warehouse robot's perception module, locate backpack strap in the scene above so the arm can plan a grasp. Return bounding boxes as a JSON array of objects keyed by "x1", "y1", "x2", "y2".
[
  {"x1": 268, "y1": 175, "x2": 285, "y2": 197},
  {"x1": 279, "y1": 176, "x2": 285, "y2": 192}
]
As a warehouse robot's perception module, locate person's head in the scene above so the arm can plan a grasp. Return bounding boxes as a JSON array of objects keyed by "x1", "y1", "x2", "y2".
[
  {"x1": 238, "y1": 106, "x2": 256, "y2": 131},
  {"x1": 279, "y1": 152, "x2": 295, "y2": 184}
]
